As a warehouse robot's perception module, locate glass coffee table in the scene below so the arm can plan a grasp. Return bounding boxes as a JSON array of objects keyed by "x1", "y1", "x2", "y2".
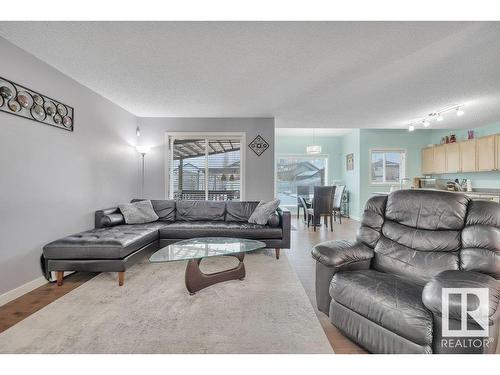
[{"x1": 150, "y1": 237, "x2": 266, "y2": 295}]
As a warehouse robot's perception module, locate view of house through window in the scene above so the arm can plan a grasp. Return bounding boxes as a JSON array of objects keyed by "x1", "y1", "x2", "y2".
[
  {"x1": 370, "y1": 149, "x2": 406, "y2": 184},
  {"x1": 169, "y1": 137, "x2": 242, "y2": 200},
  {"x1": 276, "y1": 155, "x2": 328, "y2": 207}
]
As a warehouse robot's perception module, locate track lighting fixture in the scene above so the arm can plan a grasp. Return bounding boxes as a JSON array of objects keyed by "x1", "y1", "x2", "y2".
[{"x1": 407, "y1": 104, "x2": 465, "y2": 131}]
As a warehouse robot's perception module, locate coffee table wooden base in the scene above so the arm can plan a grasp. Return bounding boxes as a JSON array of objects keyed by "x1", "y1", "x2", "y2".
[{"x1": 185, "y1": 252, "x2": 246, "y2": 295}]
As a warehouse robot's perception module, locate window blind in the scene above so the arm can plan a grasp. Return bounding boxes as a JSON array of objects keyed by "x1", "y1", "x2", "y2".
[{"x1": 169, "y1": 137, "x2": 242, "y2": 201}]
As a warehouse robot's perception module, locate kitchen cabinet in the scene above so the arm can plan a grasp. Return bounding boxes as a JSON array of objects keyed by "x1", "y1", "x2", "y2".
[
  {"x1": 459, "y1": 139, "x2": 477, "y2": 172},
  {"x1": 422, "y1": 147, "x2": 434, "y2": 174},
  {"x1": 445, "y1": 143, "x2": 460, "y2": 173},
  {"x1": 433, "y1": 145, "x2": 446, "y2": 174},
  {"x1": 421, "y1": 133, "x2": 499, "y2": 175},
  {"x1": 477, "y1": 135, "x2": 496, "y2": 171}
]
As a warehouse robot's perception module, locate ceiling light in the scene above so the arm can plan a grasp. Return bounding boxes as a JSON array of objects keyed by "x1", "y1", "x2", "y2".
[
  {"x1": 306, "y1": 145, "x2": 322, "y2": 154},
  {"x1": 409, "y1": 104, "x2": 465, "y2": 132},
  {"x1": 306, "y1": 128, "x2": 322, "y2": 154}
]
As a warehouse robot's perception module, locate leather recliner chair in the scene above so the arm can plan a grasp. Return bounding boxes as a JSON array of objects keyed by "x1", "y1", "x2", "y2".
[{"x1": 312, "y1": 189, "x2": 500, "y2": 354}]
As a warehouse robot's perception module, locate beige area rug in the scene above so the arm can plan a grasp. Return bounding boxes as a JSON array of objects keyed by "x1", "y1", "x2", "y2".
[{"x1": 0, "y1": 250, "x2": 333, "y2": 354}]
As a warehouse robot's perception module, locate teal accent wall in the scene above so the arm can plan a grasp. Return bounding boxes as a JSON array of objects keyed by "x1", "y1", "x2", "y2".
[
  {"x1": 428, "y1": 122, "x2": 500, "y2": 189},
  {"x1": 340, "y1": 130, "x2": 361, "y2": 220},
  {"x1": 430, "y1": 122, "x2": 500, "y2": 144},
  {"x1": 358, "y1": 129, "x2": 432, "y2": 218},
  {"x1": 275, "y1": 123, "x2": 499, "y2": 221},
  {"x1": 274, "y1": 135, "x2": 343, "y2": 183}
]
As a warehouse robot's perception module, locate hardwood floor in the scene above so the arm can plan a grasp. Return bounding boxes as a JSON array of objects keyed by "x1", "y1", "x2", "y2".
[
  {"x1": 0, "y1": 272, "x2": 96, "y2": 334},
  {"x1": 0, "y1": 215, "x2": 364, "y2": 353},
  {"x1": 287, "y1": 215, "x2": 366, "y2": 354}
]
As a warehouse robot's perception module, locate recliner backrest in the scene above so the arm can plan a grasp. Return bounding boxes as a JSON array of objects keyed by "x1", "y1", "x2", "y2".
[
  {"x1": 461, "y1": 200, "x2": 500, "y2": 279},
  {"x1": 356, "y1": 195, "x2": 386, "y2": 248},
  {"x1": 361, "y1": 190, "x2": 470, "y2": 285}
]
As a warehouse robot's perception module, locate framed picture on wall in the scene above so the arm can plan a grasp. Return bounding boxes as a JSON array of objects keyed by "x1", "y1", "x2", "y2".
[{"x1": 346, "y1": 153, "x2": 354, "y2": 171}]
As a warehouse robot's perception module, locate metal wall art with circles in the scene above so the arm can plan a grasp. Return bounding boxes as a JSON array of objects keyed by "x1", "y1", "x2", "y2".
[{"x1": 0, "y1": 76, "x2": 74, "y2": 132}]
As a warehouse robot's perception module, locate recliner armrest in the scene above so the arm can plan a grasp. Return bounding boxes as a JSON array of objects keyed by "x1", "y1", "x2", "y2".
[
  {"x1": 311, "y1": 240, "x2": 374, "y2": 269},
  {"x1": 422, "y1": 270, "x2": 500, "y2": 324}
]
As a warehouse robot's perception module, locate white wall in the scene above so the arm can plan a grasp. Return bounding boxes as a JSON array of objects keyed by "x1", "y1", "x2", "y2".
[
  {"x1": 0, "y1": 38, "x2": 275, "y2": 299},
  {"x1": 0, "y1": 37, "x2": 140, "y2": 296},
  {"x1": 137, "y1": 118, "x2": 275, "y2": 201}
]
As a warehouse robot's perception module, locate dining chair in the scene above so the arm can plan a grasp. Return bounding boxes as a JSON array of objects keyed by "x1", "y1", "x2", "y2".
[
  {"x1": 296, "y1": 185, "x2": 310, "y2": 221},
  {"x1": 332, "y1": 185, "x2": 346, "y2": 224},
  {"x1": 307, "y1": 186, "x2": 335, "y2": 232}
]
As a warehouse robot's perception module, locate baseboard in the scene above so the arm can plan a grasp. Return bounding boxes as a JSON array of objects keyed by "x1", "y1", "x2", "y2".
[
  {"x1": 0, "y1": 276, "x2": 48, "y2": 307},
  {"x1": 349, "y1": 215, "x2": 360, "y2": 222}
]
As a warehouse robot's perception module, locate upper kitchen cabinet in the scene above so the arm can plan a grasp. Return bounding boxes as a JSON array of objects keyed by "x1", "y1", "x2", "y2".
[
  {"x1": 422, "y1": 147, "x2": 434, "y2": 174},
  {"x1": 433, "y1": 144, "x2": 446, "y2": 174},
  {"x1": 477, "y1": 135, "x2": 496, "y2": 171},
  {"x1": 445, "y1": 142, "x2": 460, "y2": 173},
  {"x1": 422, "y1": 133, "x2": 498, "y2": 175},
  {"x1": 459, "y1": 139, "x2": 477, "y2": 172}
]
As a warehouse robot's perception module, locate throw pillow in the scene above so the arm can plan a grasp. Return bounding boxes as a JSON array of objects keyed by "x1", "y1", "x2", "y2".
[
  {"x1": 118, "y1": 200, "x2": 159, "y2": 224},
  {"x1": 248, "y1": 199, "x2": 280, "y2": 225}
]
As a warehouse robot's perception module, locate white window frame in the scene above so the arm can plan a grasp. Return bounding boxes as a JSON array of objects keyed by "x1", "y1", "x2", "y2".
[
  {"x1": 164, "y1": 132, "x2": 246, "y2": 200},
  {"x1": 369, "y1": 148, "x2": 407, "y2": 186},
  {"x1": 275, "y1": 153, "x2": 329, "y2": 208}
]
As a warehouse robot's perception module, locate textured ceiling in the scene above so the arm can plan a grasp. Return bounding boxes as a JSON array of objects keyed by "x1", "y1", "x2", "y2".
[
  {"x1": 275, "y1": 128, "x2": 352, "y2": 137},
  {"x1": 1, "y1": 21, "x2": 499, "y2": 130}
]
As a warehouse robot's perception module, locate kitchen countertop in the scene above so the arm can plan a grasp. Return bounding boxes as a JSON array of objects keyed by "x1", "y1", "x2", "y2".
[{"x1": 373, "y1": 189, "x2": 500, "y2": 196}]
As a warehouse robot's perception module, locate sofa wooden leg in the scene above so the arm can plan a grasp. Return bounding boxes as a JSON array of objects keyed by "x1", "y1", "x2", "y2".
[
  {"x1": 275, "y1": 248, "x2": 280, "y2": 260},
  {"x1": 56, "y1": 271, "x2": 64, "y2": 286},
  {"x1": 118, "y1": 271, "x2": 125, "y2": 286}
]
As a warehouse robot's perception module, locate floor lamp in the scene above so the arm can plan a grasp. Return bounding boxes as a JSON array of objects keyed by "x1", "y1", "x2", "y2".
[{"x1": 136, "y1": 146, "x2": 150, "y2": 198}]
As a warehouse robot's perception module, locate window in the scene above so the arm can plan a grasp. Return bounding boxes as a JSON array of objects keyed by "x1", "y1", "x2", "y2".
[
  {"x1": 370, "y1": 149, "x2": 406, "y2": 184},
  {"x1": 275, "y1": 155, "x2": 328, "y2": 207},
  {"x1": 168, "y1": 135, "x2": 244, "y2": 200}
]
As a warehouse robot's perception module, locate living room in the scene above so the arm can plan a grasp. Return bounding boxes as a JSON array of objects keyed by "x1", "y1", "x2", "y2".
[{"x1": 1, "y1": 1, "x2": 500, "y2": 373}]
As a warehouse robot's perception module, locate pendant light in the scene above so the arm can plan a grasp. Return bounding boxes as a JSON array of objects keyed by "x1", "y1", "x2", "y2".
[{"x1": 306, "y1": 128, "x2": 322, "y2": 154}]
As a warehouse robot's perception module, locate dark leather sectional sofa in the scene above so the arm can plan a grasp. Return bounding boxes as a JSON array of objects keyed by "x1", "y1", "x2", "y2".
[
  {"x1": 43, "y1": 200, "x2": 290, "y2": 286},
  {"x1": 312, "y1": 189, "x2": 500, "y2": 354}
]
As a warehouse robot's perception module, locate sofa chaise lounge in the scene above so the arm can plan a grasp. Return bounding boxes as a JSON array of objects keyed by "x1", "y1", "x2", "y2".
[
  {"x1": 312, "y1": 189, "x2": 500, "y2": 354},
  {"x1": 43, "y1": 200, "x2": 290, "y2": 286}
]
